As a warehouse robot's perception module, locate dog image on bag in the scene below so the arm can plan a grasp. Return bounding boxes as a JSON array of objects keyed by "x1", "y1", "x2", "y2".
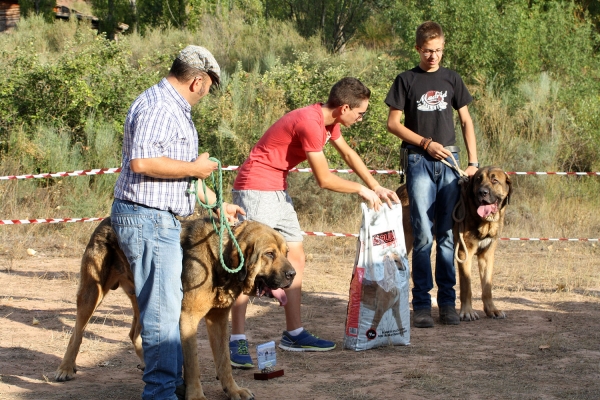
[
  {"x1": 360, "y1": 249, "x2": 408, "y2": 334},
  {"x1": 344, "y1": 203, "x2": 410, "y2": 351}
]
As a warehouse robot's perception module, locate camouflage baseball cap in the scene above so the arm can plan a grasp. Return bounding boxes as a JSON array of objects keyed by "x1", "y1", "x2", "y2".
[{"x1": 176, "y1": 45, "x2": 220, "y2": 86}]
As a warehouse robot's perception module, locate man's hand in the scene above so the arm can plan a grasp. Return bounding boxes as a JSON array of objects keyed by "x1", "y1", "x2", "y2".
[
  {"x1": 358, "y1": 186, "x2": 384, "y2": 211},
  {"x1": 426, "y1": 141, "x2": 452, "y2": 160},
  {"x1": 465, "y1": 165, "x2": 478, "y2": 177},
  {"x1": 373, "y1": 185, "x2": 400, "y2": 209},
  {"x1": 192, "y1": 152, "x2": 218, "y2": 179},
  {"x1": 219, "y1": 202, "x2": 245, "y2": 223}
]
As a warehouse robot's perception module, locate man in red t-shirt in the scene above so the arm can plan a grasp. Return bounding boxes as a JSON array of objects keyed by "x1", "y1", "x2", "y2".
[{"x1": 229, "y1": 77, "x2": 399, "y2": 368}]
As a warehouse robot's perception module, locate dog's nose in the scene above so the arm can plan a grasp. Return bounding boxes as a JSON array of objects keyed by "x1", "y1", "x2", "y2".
[
  {"x1": 478, "y1": 187, "x2": 490, "y2": 198},
  {"x1": 285, "y1": 270, "x2": 296, "y2": 280}
]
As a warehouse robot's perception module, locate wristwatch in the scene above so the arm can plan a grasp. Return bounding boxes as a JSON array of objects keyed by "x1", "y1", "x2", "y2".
[{"x1": 468, "y1": 162, "x2": 480, "y2": 168}]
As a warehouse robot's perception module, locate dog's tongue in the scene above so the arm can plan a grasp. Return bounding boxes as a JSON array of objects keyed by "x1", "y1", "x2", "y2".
[
  {"x1": 477, "y1": 203, "x2": 498, "y2": 218},
  {"x1": 266, "y1": 288, "x2": 287, "y2": 306}
]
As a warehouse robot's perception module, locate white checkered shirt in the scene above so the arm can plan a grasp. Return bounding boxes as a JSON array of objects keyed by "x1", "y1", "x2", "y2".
[{"x1": 114, "y1": 78, "x2": 199, "y2": 216}]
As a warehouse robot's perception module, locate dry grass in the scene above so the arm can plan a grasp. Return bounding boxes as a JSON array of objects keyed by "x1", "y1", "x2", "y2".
[{"x1": 1, "y1": 225, "x2": 599, "y2": 399}]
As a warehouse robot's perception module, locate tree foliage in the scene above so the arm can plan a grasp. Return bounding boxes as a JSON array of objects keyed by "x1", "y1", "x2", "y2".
[
  {"x1": 19, "y1": 0, "x2": 56, "y2": 22},
  {"x1": 6, "y1": 2, "x2": 600, "y2": 174},
  {"x1": 91, "y1": 0, "x2": 136, "y2": 38},
  {"x1": 386, "y1": 0, "x2": 599, "y2": 86},
  {"x1": 265, "y1": 0, "x2": 386, "y2": 52},
  {"x1": 136, "y1": 0, "x2": 189, "y2": 32}
]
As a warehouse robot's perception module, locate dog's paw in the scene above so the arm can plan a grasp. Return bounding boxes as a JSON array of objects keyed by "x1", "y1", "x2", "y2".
[
  {"x1": 459, "y1": 309, "x2": 480, "y2": 321},
  {"x1": 487, "y1": 309, "x2": 506, "y2": 319},
  {"x1": 225, "y1": 387, "x2": 254, "y2": 400},
  {"x1": 54, "y1": 366, "x2": 76, "y2": 382}
]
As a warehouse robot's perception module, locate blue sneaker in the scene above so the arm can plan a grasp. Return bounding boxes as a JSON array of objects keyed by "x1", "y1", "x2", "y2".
[
  {"x1": 278, "y1": 329, "x2": 336, "y2": 352},
  {"x1": 229, "y1": 339, "x2": 254, "y2": 368}
]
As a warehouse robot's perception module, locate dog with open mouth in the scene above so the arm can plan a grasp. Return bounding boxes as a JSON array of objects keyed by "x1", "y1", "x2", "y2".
[
  {"x1": 453, "y1": 166, "x2": 512, "y2": 321},
  {"x1": 397, "y1": 166, "x2": 512, "y2": 322},
  {"x1": 55, "y1": 217, "x2": 295, "y2": 400}
]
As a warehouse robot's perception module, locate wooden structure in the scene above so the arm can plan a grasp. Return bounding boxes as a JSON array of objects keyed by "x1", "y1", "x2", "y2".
[
  {"x1": 0, "y1": 0, "x2": 19, "y2": 32},
  {"x1": 53, "y1": 5, "x2": 129, "y2": 33},
  {"x1": 0, "y1": 1, "x2": 128, "y2": 34}
]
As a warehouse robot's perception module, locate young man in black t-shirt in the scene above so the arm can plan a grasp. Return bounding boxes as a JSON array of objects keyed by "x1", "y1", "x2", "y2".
[{"x1": 385, "y1": 21, "x2": 479, "y2": 328}]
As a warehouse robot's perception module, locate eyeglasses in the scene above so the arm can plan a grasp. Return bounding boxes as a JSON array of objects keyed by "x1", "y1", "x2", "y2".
[
  {"x1": 418, "y1": 47, "x2": 444, "y2": 57},
  {"x1": 351, "y1": 108, "x2": 367, "y2": 120}
]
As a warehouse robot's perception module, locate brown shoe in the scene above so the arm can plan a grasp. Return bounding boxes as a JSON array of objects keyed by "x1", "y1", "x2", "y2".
[
  {"x1": 439, "y1": 305, "x2": 460, "y2": 325},
  {"x1": 413, "y1": 308, "x2": 434, "y2": 328}
]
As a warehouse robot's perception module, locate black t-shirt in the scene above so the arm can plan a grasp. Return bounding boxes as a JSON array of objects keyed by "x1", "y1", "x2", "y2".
[{"x1": 385, "y1": 66, "x2": 472, "y2": 147}]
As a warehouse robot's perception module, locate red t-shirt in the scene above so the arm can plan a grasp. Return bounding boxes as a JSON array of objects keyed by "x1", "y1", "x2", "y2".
[{"x1": 234, "y1": 103, "x2": 341, "y2": 190}]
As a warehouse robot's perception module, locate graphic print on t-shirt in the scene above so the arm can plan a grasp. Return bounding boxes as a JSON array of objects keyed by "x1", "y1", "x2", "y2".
[
  {"x1": 325, "y1": 130, "x2": 332, "y2": 144},
  {"x1": 417, "y1": 90, "x2": 448, "y2": 111}
]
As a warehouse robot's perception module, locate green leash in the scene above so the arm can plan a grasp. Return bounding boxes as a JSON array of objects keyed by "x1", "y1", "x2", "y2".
[{"x1": 187, "y1": 157, "x2": 245, "y2": 273}]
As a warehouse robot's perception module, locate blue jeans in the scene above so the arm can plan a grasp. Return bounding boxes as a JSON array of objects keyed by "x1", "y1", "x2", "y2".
[
  {"x1": 111, "y1": 199, "x2": 184, "y2": 400},
  {"x1": 406, "y1": 150, "x2": 460, "y2": 311}
]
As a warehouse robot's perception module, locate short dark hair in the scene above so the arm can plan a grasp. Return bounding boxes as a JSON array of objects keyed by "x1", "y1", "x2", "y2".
[
  {"x1": 326, "y1": 77, "x2": 371, "y2": 109},
  {"x1": 416, "y1": 21, "x2": 444, "y2": 47},
  {"x1": 168, "y1": 58, "x2": 219, "y2": 87}
]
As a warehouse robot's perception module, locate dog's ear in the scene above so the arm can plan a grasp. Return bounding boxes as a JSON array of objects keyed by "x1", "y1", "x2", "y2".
[
  {"x1": 239, "y1": 242, "x2": 262, "y2": 282},
  {"x1": 235, "y1": 248, "x2": 249, "y2": 283},
  {"x1": 459, "y1": 175, "x2": 472, "y2": 202},
  {"x1": 222, "y1": 223, "x2": 251, "y2": 282},
  {"x1": 502, "y1": 171, "x2": 512, "y2": 207},
  {"x1": 230, "y1": 224, "x2": 262, "y2": 283},
  {"x1": 223, "y1": 238, "x2": 247, "y2": 282}
]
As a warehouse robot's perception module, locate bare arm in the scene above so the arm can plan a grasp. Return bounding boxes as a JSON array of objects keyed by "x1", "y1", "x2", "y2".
[
  {"x1": 130, "y1": 153, "x2": 244, "y2": 221},
  {"x1": 130, "y1": 152, "x2": 218, "y2": 204},
  {"x1": 387, "y1": 108, "x2": 422, "y2": 145},
  {"x1": 305, "y1": 150, "x2": 382, "y2": 210},
  {"x1": 386, "y1": 107, "x2": 453, "y2": 161},
  {"x1": 305, "y1": 138, "x2": 399, "y2": 210},
  {"x1": 329, "y1": 136, "x2": 399, "y2": 207},
  {"x1": 130, "y1": 152, "x2": 217, "y2": 180},
  {"x1": 457, "y1": 105, "x2": 478, "y2": 177}
]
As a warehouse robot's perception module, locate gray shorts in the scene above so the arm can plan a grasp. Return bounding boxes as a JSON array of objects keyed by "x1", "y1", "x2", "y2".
[{"x1": 232, "y1": 189, "x2": 303, "y2": 242}]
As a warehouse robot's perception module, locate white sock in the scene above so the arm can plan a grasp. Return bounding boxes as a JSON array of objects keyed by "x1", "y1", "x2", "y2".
[
  {"x1": 230, "y1": 334, "x2": 247, "y2": 342},
  {"x1": 287, "y1": 327, "x2": 304, "y2": 336}
]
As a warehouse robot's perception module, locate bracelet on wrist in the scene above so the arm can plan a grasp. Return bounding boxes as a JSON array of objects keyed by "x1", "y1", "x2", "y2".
[
  {"x1": 419, "y1": 137, "x2": 432, "y2": 149},
  {"x1": 423, "y1": 138, "x2": 433, "y2": 150},
  {"x1": 468, "y1": 162, "x2": 479, "y2": 168}
]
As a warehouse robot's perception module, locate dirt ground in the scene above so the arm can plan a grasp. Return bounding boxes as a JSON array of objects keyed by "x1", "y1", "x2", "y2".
[{"x1": 1, "y1": 237, "x2": 600, "y2": 400}]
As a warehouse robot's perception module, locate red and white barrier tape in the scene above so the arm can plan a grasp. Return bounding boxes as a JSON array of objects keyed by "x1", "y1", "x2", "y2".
[
  {"x1": 499, "y1": 237, "x2": 599, "y2": 242},
  {"x1": 0, "y1": 168, "x2": 122, "y2": 180},
  {"x1": 303, "y1": 231, "x2": 358, "y2": 237},
  {"x1": 507, "y1": 172, "x2": 600, "y2": 176},
  {"x1": 2, "y1": 167, "x2": 600, "y2": 180},
  {"x1": 0, "y1": 217, "x2": 597, "y2": 242},
  {"x1": 0, "y1": 217, "x2": 105, "y2": 225}
]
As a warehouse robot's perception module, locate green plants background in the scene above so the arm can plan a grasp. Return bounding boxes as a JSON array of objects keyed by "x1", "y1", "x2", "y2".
[{"x1": 0, "y1": 2, "x2": 599, "y2": 252}]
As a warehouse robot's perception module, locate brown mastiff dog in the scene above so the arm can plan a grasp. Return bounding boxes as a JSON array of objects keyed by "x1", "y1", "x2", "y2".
[
  {"x1": 397, "y1": 166, "x2": 512, "y2": 321},
  {"x1": 55, "y1": 217, "x2": 295, "y2": 400}
]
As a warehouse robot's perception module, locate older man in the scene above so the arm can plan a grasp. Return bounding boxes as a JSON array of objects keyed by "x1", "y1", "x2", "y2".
[{"x1": 111, "y1": 45, "x2": 243, "y2": 400}]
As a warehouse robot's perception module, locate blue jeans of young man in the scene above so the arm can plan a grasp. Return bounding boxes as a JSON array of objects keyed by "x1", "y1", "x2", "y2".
[
  {"x1": 111, "y1": 199, "x2": 184, "y2": 400},
  {"x1": 406, "y1": 149, "x2": 460, "y2": 311}
]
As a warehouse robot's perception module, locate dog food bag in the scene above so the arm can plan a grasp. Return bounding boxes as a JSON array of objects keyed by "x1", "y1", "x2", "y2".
[{"x1": 344, "y1": 203, "x2": 410, "y2": 350}]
